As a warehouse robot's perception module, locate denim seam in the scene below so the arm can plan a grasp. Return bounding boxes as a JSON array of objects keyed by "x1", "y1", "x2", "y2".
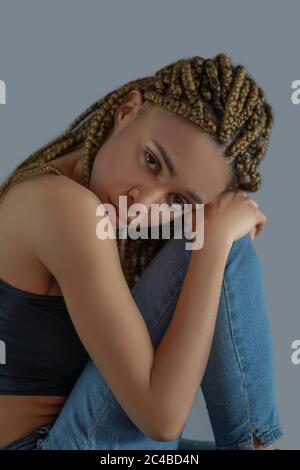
[
  {"x1": 151, "y1": 257, "x2": 188, "y2": 338},
  {"x1": 222, "y1": 273, "x2": 253, "y2": 439},
  {"x1": 217, "y1": 425, "x2": 283, "y2": 450},
  {"x1": 82, "y1": 391, "x2": 115, "y2": 450},
  {"x1": 221, "y1": 269, "x2": 282, "y2": 450},
  {"x1": 248, "y1": 425, "x2": 284, "y2": 447}
]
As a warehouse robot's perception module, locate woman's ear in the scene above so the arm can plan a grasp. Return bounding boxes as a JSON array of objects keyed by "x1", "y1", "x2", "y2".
[{"x1": 114, "y1": 89, "x2": 145, "y2": 128}]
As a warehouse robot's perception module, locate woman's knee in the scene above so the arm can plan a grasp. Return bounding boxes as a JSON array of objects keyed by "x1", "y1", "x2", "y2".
[{"x1": 225, "y1": 234, "x2": 261, "y2": 275}]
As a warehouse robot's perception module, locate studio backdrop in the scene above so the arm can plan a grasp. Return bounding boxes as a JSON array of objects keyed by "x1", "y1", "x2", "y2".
[{"x1": 0, "y1": 0, "x2": 299, "y2": 451}]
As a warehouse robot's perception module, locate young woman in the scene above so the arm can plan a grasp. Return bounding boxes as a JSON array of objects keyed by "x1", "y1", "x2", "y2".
[{"x1": 0, "y1": 53, "x2": 283, "y2": 450}]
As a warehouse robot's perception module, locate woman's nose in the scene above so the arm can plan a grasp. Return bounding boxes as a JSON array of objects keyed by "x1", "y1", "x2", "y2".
[
  {"x1": 127, "y1": 187, "x2": 166, "y2": 209},
  {"x1": 127, "y1": 187, "x2": 177, "y2": 227}
]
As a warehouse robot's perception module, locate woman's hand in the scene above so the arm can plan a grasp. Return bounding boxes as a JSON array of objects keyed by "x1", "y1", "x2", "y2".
[{"x1": 203, "y1": 189, "x2": 267, "y2": 246}]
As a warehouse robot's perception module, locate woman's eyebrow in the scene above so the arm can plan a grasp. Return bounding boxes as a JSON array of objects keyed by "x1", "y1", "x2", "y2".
[
  {"x1": 151, "y1": 138, "x2": 177, "y2": 177},
  {"x1": 150, "y1": 138, "x2": 204, "y2": 205}
]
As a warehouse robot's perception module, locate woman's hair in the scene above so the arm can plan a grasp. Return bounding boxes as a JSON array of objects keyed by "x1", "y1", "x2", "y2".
[{"x1": 0, "y1": 53, "x2": 274, "y2": 288}]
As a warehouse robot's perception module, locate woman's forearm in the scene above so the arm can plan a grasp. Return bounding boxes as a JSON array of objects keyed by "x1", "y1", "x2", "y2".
[{"x1": 150, "y1": 236, "x2": 232, "y2": 438}]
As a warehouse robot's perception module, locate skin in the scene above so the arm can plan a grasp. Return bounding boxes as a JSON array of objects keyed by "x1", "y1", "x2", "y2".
[
  {"x1": 73, "y1": 90, "x2": 234, "y2": 224},
  {"x1": 0, "y1": 89, "x2": 275, "y2": 449},
  {"x1": 60, "y1": 90, "x2": 275, "y2": 449}
]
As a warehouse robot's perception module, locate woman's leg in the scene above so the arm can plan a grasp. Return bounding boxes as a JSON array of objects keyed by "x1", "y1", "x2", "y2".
[
  {"x1": 41, "y1": 235, "x2": 207, "y2": 450},
  {"x1": 40, "y1": 234, "x2": 283, "y2": 450},
  {"x1": 199, "y1": 234, "x2": 283, "y2": 450}
]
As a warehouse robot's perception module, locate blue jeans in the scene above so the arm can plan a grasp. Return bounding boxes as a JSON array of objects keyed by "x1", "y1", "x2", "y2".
[{"x1": 3, "y1": 234, "x2": 283, "y2": 450}]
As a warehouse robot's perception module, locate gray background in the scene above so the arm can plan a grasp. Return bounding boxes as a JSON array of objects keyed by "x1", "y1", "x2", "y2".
[{"x1": 0, "y1": 0, "x2": 298, "y2": 450}]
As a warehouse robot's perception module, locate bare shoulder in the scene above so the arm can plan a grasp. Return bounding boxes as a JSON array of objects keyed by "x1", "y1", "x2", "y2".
[
  {"x1": 1, "y1": 172, "x2": 100, "y2": 216},
  {"x1": 0, "y1": 173, "x2": 106, "y2": 294},
  {"x1": 23, "y1": 172, "x2": 101, "y2": 206},
  {"x1": 8, "y1": 173, "x2": 101, "y2": 254},
  {"x1": 2, "y1": 173, "x2": 169, "y2": 440},
  {"x1": 13, "y1": 172, "x2": 103, "y2": 234},
  {"x1": 18, "y1": 173, "x2": 119, "y2": 266}
]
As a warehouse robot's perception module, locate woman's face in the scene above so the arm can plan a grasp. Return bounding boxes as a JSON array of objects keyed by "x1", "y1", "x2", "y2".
[{"x1": 89, "y1": 90, "x2": 233, "y2": 226}]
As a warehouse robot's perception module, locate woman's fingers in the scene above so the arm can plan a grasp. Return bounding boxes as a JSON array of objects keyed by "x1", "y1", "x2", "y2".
[{"x1": 249, "y1": 219, "x2": 267, "y2": 240}]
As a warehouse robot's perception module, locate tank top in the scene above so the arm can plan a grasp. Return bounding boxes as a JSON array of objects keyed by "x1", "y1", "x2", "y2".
[{"x1": 0, "y1": 164, "x2": 89, "y2": 395}]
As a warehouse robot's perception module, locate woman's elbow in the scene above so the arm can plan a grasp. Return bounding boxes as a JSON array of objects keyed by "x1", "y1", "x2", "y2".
[{"x1": 146, "y1": 419, "x2": 182, "y2": 442}]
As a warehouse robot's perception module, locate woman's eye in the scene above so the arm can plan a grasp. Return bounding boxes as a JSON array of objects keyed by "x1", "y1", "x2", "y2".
[
  {"x1": 144, "y1": 149, "x2": 187, "y2": 210},
  {"x1": 144, "y1": 150, "x2": 161, "y2": 174},
  {"x1": 171, "y1": 194, "x2": 187, "y2": 210}
]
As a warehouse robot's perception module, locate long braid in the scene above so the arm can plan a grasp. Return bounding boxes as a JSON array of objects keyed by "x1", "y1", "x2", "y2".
[{"x1": 0, "y1": 53, "x2": 273, "y2": 288}]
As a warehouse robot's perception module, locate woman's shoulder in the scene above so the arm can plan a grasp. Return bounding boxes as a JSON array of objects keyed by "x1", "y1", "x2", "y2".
[
  {"x1": 18, "y1": 171, "x2": 119, "y2": 294},
  {"x1": 11, "y1": 172, "x2": 103, "y2": 242},
  {"x1": 0, "y1": 173, "x2": 81, "y2": 295},
  {"x1": 0, "y1": 172, "x2": 104, "y2": 296},
  {"x1": 2, "y1": 171, "x2": 100, "y2": 213}
]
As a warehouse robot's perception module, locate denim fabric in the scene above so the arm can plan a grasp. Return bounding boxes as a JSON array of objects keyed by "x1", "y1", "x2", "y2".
[
  {"x1": 2, "y1": 234, "x2": 283, "y2": 450},
  {"x1": 3, "y1": 425, "x2": 52, "y2": 450}
]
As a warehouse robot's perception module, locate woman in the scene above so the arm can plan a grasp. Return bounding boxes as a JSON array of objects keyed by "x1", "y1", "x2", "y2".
[{"x1": 0, "y1": 53, "x2": 283, "y2": 450}]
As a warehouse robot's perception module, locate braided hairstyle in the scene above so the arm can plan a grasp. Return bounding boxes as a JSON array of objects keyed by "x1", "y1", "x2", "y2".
[{"x1": 0, "y1": 53, "x2": 274, "y2": 288}]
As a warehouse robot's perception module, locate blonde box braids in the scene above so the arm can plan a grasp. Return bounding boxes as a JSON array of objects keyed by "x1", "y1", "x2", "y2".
[{"x1": 0, "y1": 53, "x2": 274, "y2": 288}]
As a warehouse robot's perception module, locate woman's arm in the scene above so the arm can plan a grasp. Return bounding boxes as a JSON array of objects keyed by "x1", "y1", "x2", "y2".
[
  {"x1": 21, "y1": 174, "x2": 231, "y2": 441},
  {"x1": 150, "y1": 238, "x2": 231, "y2": 437}
]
